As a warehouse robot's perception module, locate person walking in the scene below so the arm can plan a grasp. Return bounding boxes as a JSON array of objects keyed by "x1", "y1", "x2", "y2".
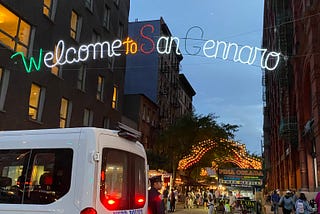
[
  {"x1": 295, "y1": 192, "x2": 313, "y2": 214},
  {"x1": 271, "y1": 189, "x2": 281, "y2": 214},
  {"x1": 148, "y1": 176, "x2": 165, "y2": 214},
  {"x1": 169, "y1": 189, "x2": 176, "y2": 212},
  {"x1": 279, "y1": 190, "x2": 295, "y2": 214},
  {"x1": 315, "y1": 191, "x2": 320, "y2": 214},
  {"x1": 207, "y1": 192, "x2": 214, "y2": 214}
]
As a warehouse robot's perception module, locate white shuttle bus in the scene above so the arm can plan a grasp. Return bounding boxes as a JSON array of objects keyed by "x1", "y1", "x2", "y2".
[{"x1": 0, "y1": 125, "x2": 148, "y2": 214}]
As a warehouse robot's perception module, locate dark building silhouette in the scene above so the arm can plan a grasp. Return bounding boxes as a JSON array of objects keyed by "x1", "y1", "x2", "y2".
[{"x1": 0, "y1": 0, "x2": 129, "y2": 130}]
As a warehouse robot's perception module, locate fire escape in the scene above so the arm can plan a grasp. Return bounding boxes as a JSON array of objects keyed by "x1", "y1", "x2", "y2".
[{"x1": 276, "y1": 11, "x2": 297, "y2": 148}]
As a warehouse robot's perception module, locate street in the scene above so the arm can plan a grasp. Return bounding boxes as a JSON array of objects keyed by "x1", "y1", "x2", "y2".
[{"x1": 172, "y1": 203, "x2": 208, "y2": 214}]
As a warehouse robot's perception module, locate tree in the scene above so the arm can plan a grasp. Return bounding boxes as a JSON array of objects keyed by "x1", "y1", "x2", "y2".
[{"x1": 148, "y1": 112, "x2": 238, "y2": 182}]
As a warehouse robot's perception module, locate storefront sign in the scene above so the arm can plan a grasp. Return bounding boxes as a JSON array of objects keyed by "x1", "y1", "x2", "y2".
[{"x1": 10, "y1": 25, "x2": 281, "y2": 73}]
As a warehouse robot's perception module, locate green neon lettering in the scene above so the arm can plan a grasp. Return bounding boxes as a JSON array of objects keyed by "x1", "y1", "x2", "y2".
[{"x1": 10, "y1": 49, "x2": 43, "y2": 73}]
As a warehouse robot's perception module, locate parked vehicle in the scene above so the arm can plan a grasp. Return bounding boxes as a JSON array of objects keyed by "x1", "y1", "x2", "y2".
[{"x1": 0, "y1": 124, "x2": 148, "y2": 214}]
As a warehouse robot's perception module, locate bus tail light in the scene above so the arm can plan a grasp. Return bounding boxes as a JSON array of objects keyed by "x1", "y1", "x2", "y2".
[{"x1": 80, "y1": 207, "x2": 97, "y2": 214}]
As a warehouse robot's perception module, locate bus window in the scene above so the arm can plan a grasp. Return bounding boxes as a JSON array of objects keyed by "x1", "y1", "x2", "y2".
[
  {"x1": 0, "y1": 149, "x2": 73, "y2": 204},
  {"x1": 100, "y1": 148, "x2": 146, "y2": 211}
]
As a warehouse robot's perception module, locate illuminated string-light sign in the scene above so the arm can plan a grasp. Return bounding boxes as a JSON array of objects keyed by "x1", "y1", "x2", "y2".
[{"x1": 10, "y1": 25, "x2": 281, "y2": 73}]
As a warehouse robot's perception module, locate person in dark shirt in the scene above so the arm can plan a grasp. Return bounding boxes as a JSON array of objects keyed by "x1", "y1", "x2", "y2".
[{"x1": 148, "y1": 176, "x2": 165, "y2": 214}]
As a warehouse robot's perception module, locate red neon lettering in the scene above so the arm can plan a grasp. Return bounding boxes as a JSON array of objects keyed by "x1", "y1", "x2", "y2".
[{"x1": 140, "y1": 24, "x2": 155, "y2": 54}]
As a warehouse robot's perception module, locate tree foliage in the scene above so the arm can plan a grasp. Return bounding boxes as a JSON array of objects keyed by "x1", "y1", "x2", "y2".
[{"x1": 147, "y1": 112, "x2": 239, "y2": 176}]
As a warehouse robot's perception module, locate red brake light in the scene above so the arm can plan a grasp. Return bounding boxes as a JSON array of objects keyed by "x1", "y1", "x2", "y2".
[
  {"x1": 107, "y1": 199, "x2": 116, "y2": 205},
  {"x1": 135, "y1": 195, "x2": 146, "y2": 208},
  {"x1": 80, "y1": 207, "x2": 97, "y2": 214}
]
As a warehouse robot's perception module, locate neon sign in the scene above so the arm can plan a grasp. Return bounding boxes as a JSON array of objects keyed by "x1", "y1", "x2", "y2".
[{"x1": 10, "y1": 25, "x2": 281, "y2": 73}]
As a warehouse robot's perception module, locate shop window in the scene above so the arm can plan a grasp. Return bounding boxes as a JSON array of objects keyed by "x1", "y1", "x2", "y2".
[
  {"x1": 0, "y1": 4, "x2": 31, "y2": 56},
  {"x1": 29, "y1": 83, "x2": 45, "y2": 121}
]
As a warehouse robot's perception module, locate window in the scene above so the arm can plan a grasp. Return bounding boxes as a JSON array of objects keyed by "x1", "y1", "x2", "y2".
[
  {"x1": 92, "y1": 31, "x2": 101, "y2": 43},
  {"x1": 51, "y1": 44, "x2": 62, "y2": 76},
  {"x1": 0, "y1": 4, "x2": 31, "y2": 56},
  {"x1": 29, "y1": 83, "x2": 45, "y2": 121},
  {"x1": 83, "y1": 108, "x2": 93, "y2": 126},
  {"x1": 103, "y1": 5, "x2": 111, "y2": 30},
  {"x1": 103, "y1": 117, "x2": 110, "y2": 129},
  {"x1": 77, "y1": 65, "x2": 87, "y2": 91},
  {"x1": 43, "y1": 0, "x2": 57, "y2": 20},
  {"x1": 0, "y1": 68, "x2": 10, "y2": 111},
  {"x1": 113, "y1": 0, "x2": 120, "y2": 7},
  {"x1": 100, "y1": 149, "x2": 146, "y2": 210},
  {"x1": 70, "y1": 10, "x2": 81, "y2": 41},
  {"x1": 118, "y1": 22, "x2": 124, "y2": 39},
  {"x1": 85, "y1": 0, "x2": 93, "y2": 11},
  {"x1": 60, "y1": 98, "x2": 72, "y2": 128},
  {"x1": 112, "y1": 86, "x2": 118, "y2": 109},
  {"x1": 0, "y1": 149, "x2": 73, "y2": 204},
  {"x1": 97, "y1": 75, "x2": 104, "y2": 101}
]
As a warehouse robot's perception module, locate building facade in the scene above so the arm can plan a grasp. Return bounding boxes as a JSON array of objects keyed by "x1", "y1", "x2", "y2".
[
  {"x1": 125, "y1": 18, "x2": 192, "y2": 131},
  {"x1": 0, "y1": 0, "x2": 129, "y2": 130},
  {"x1": 263, "y1": 0, "x2": 320, "y2": 192}
]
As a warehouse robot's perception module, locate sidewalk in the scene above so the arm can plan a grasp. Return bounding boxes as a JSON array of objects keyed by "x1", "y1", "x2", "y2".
[{"x1": 264, "y1": 203, "x2": 283, "y2": 214}]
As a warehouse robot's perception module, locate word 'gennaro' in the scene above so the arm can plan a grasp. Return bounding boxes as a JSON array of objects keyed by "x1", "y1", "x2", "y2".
[{"x1": 10, "y1": 25, "x2": 281, "y2": 73}]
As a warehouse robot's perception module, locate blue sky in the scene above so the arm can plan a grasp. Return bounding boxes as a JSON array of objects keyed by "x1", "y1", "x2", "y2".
[{"x1": 129, "y1": 1, "x2": 265, "y2": 155}]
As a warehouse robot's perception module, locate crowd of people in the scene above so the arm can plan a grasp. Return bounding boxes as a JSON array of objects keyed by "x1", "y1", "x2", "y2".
[{"x1": 268, "y1": 189, "x2": 319, "y2": 214}]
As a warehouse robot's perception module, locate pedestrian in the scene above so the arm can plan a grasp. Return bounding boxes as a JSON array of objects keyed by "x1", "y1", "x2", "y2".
[
  {"x1": 315, "y1": 191, "x2": 320, "y2": 214},
  {"x1": 148, "y1": 176, "x2": 165, "y2": 214},
  {"x1": 169, "y1": 189, "x2": 176, "y2": 212},
  {"x1": 163, "y1": 186, "x2": 169, "y2": 213},
  {"x1": 271, "y1": 189, "x2": 281, "y2": 214},
  {"x1": 295, "y1": 192, "x2": 313, "y2": 214},
  {"x1": 207, "y1": 192, "x2": 214, "y2": 214},
  {"x1": 216, "y1": 200, "x2": 225, "y2": 214},
  {"x1": 229, "y1": 191, "x2": 236, "y2": 213},
  {"x1": 203, "y1": 189, "x2": 209, "y2": 209},
  {"x1": 279, "y1": 190, "x2": 295, "y2": 214}
]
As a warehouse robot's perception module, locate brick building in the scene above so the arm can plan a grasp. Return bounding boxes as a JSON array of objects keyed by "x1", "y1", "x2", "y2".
[{"x1": 263, "y1": 0, "x2": 320, "y2": 192}]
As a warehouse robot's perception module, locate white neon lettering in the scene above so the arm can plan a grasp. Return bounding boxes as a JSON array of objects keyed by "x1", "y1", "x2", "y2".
[
  {"x1": 56, "y1": 40, "x2": 66, "y2": 66},
  {"x1": 43, "y1": 52, "x2": 54, "y2": 68},
  {"x1": 157, "y1": 37, "x2": 170, "y2": 54},
  {"x1": 264, "y1": 52, "x2": 281, "y2": 71},
  {"x1": 24, "y1": 26, "x2": 282, "y2": 72},
  {"x1": 203, "y1": 40, "x2": 216, "y2": 58},
  {"x1": 78, "y1": 45, "x2": 89, "y2": 62},
  {"x1": 111, "y1": 40, "x2": 122, "y2": 56},
  {"x1": 224, "y1": 43, "x2": 239, "y2": 61},
  {"x1": 65, "y1": 47, "x2": 78, "y2": 64},
  {"x1": 170, "y1": 37, "x2": 181, "y2": 55},
  {"x1": 236, "y1": 45, "x2": 254, "y2": 64},
  {"x1": 258, "y1": 48, "x2": 268, "y2": 69},
  {"x1": 215, "y1": 40, "x2": 227, "y2": 59}
]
